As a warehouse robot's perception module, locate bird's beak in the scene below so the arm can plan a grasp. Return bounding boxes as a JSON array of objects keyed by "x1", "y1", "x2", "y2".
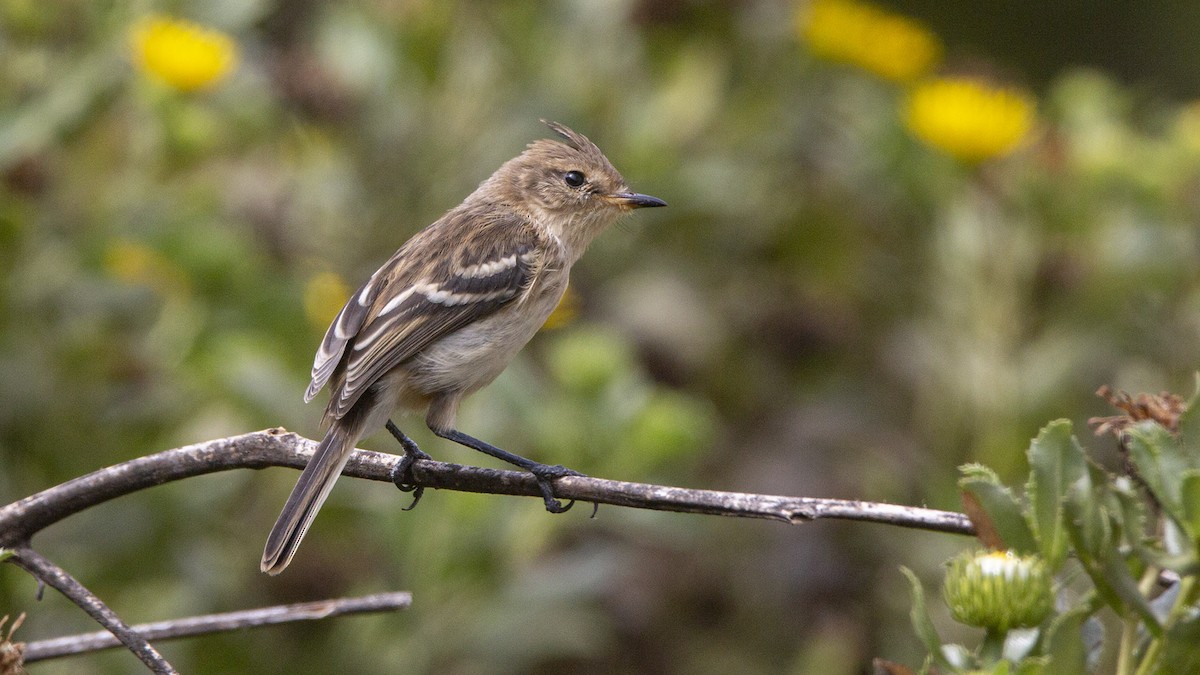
[{"x1": 611, "y1": 191, "x2": 668, "y2": 209}]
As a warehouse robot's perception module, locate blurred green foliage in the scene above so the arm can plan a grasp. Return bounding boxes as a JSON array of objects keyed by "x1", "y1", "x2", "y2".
[{"x1": 3, "y1": 1, "x2": 1200, "y2": 673}]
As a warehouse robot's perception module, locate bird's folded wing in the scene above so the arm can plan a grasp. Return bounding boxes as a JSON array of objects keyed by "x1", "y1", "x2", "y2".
[{"x1": 306, "y1": 210, "x2": 546, "y2": 420}]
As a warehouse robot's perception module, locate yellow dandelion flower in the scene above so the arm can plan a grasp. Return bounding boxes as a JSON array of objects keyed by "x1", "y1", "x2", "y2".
[
  {"x1": 801, "y1": 0, "x2": 941, "y2": 83},
  {"x1": 904, "y1": 77, "x2": 1035, "y2": 163},
  {"x1": 130, "y1": 15, "x2": 238, "y2": 92},
  {"x1": 104, "y1": 239, "x2": 190, "y2": 296},
  {"x1": 303, "y1": 271, "x2": 351, "y2": 331},
  {"x1": 541, "y1": 285, "x2": 580, "y2": 331}
]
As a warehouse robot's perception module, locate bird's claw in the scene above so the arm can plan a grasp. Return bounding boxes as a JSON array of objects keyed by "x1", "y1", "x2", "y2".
[
  {"x1": 392, "y1": 450, "x2": 430, "y2": 510},
  {"x1": 530, "y1": 464, "x2": 589, "y2": 515},
  {"x1": 387, "y1": 421, "x2": 432, "y2": 510},
  {"x1": 401, "y1": 486, "x2": 425, "y2": 511}
]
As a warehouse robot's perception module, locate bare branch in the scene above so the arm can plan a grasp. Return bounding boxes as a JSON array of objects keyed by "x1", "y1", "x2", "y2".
[
  {"x1": 0, "y1": 430, "x2": 300, "y2": 544},
  {"x1": 22, "y1": 591, "x2": 412, "y2": 663},
  {"x1": 7, "y1": 545, "x2": 177, "y2": 674},
  {"x1": 0, "y1": 428, "x2": 975, "y2": 544}
]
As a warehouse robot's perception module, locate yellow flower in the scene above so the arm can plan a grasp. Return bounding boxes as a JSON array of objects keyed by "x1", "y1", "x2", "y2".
[
  {"x1": 904, "y1": 77, "x2": 1035, "y2": 163},
  {"x1": 130, "y1": 15, "x2": 238, "y2": 92},
  {"x1": 800, "y1": 0, "x2": 941, "y2": 83},
  {"x1": 541, "y1": 285, "x2": 580, "y2": 331},
  {"x1": 303, "y1": 271, "x2": 351, "y2": 331}
]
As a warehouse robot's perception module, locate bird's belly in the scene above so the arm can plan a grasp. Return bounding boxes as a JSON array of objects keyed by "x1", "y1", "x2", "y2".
[{"x1": 402, "y1": 281, "x2": 565, "y2": 397}]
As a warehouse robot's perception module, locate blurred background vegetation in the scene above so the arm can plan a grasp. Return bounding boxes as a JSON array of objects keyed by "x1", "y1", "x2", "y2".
[{"x1": 2, "y1": 0, "x2": 1200, "y2": 673}]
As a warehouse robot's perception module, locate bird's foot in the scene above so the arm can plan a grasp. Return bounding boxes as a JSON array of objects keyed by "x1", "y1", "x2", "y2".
[
  {"x1": 386, "y1": 420, "x2": 431, "y2": 510},
  {"x1": 528, "y1": 463, "x2": 584, "y2": 514},
  {"x1": 431, "y1": 427, "x2": 597, "y2": 515}
]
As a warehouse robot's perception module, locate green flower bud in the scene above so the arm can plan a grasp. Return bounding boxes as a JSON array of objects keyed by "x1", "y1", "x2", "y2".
[{"x1": 943, "y1": 550, "x2": 1052, "y2": 632}]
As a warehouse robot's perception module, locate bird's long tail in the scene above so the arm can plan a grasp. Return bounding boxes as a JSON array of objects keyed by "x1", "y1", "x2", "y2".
[{"x1": 261, "y1": 423, "x2": 357, "y2": 575}]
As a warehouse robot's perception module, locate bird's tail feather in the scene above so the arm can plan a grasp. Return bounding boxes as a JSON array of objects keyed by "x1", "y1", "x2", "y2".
[{"x1": 261, "y1": 424, "x2": 357, "y2": 575}]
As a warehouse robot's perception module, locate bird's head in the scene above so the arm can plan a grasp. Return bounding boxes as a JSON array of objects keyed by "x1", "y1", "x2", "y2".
[{"x1": 484, "y1": 121, "x2": 665, "y2": 253}]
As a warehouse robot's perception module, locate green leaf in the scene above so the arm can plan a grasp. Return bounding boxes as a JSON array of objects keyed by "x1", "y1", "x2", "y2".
[
  {"x1": 961, "y1": 462, "x2": 1003, "y2": 484},
  {"x1": 1176, "y1": 372, "x2": 1200, "y2": 463},
  {"x1": 1062, "y1": 494, "x2": 1163, "y2": 635},
  {"x1": 1101, "y1": 554, "x2": 1161, "y2": 637},
  {"x1": 1064, "y1": 477, "x2": 1109, "y2": 562},
  {"x1": 960, "y1": 470, "x2": 1038, "y2": 553},
  {"x1": 1125, "y1": 421, "x2": 1187, "y2": 517},
  {"x1": 1157, "y1": 611, "x2": 1200, "y2": 675},
  {"x1": 1110, "y1": 477, "x2": 1147, "y2": 545},
  {"x1": 1179, "y1": 471, "x2": 1200, "y2": 545},
  {"x1": 986, "y1": 660, "x2": 1012, "y2": 675},
  {"x1": 1015, "y1": 657, "x2": 1048, "y2": 675},
  {"x1": 1107, "y1": 478, "x2": 1200, "y2": 573},
  {"x1": 900, "y1": 566, "x2": 948, "y2": 667},
  {"x1": 1026, "y1": 420, "x2": 1087, "y2": 570},
  {"x1": 1041, "y1": 607, "x2": 1089, "y2": 675}
]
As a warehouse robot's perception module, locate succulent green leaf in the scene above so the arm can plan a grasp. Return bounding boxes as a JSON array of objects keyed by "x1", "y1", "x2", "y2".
[
  {"x1": 900, "y1": 566, "x2": 948, "y2": 667},
  {"x1": 1063, "y1": 496, "x2": 1161, "y2": 635},
  {"x1": 1109, "y1": 477, "x2": 1145, "y2": 534},
  {"x1": 1041, "y1": 607, "x2": 1088, "y2": 675},
  {"x1": 961, "y1": 462, "x2": 1003, "y2": 484},
  {"x1": 1098, "y1": 552, "x2": 1163, "y2": 637},
  {"x1": 1177, "y1": 371, "x2": 1200, "y2": 462},
  {"x1": 1158, "y1": 611, "x2": 1200, "y2": 675},
  {"x1": 1124, "y1": 421, "x2": 1186, "y2": 517},
  {"x1": 1026, "y1": 420, "x2": 1086, "y2": 570},
  {"x1": 986, "y1": 659, "x2": 1012, "y2": 675},
  {"x1": 1063, "y1": 479, "x2": 1109, "y2": 562},
  {"x1": 1014, "y1": 657, "x2": 1048, "y2": 675},
  {"x1": 960, "y1": 472, "x2": 1038, "y2": 553},
  {"x1": 1111, "y1": 480, "x2": 1199, "y2": 571},
  {"x1": 1179, "y1": 471, "x2": 1200, "y2": 546}
]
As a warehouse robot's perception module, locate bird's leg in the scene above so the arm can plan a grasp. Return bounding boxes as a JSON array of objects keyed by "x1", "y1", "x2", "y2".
[
  {"x1": 386, "y1": 420, "x2": 430, "y2": 510},
  {"x1": 433, "y1": 428, "x2": 581, "y2": 513}
]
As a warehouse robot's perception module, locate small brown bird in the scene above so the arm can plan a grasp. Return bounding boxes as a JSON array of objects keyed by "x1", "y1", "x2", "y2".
[{"x1": 262, "y1": 121, "x2": 666, "y2": 574}]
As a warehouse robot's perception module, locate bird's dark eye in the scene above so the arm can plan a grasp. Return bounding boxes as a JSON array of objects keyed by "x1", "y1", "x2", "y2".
[{"x1": 563, "y1": 170, "x2": 586, "y2": 188}]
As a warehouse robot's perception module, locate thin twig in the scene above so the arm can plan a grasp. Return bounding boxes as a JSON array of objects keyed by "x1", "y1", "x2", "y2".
[
  {"x1": 7, "y1": 545, "x2": 177, "y2": 674},
  {"x1": 22, "y1": 591, "x2": 412, "y2": 663},
  {"x1": 0, "y1": 429, "x2": 974, "y2": 545}
]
